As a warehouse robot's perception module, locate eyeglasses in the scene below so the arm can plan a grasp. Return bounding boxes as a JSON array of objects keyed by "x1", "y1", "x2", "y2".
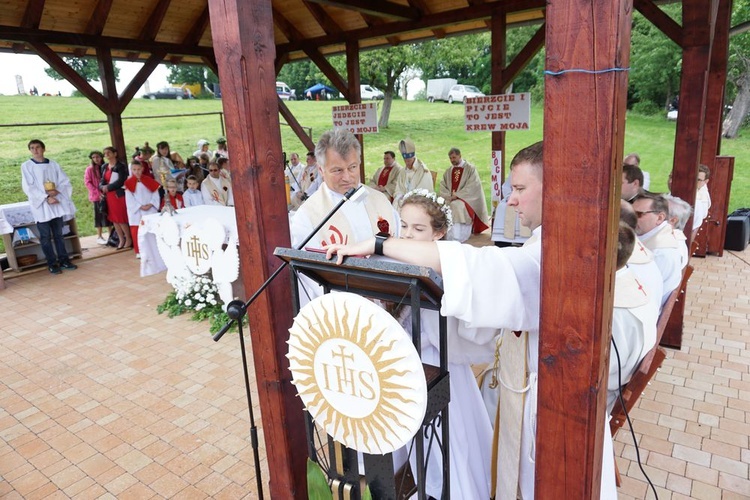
[
  {"x1": 635, "y1": 210, "x2": 658, "y2": 218},
  {"x1": 209, "y1": 169, "x2": 219, "y2": 172}
]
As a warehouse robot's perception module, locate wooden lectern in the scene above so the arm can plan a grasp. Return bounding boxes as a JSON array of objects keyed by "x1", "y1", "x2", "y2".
[{"x1": 275, "y1": 248, "x2": 451, "y2": 500}]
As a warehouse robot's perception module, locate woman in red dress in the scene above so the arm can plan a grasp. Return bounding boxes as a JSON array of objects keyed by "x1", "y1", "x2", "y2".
[{"x1": 100, "y1": 146, "x2": 132, "y2": 249}]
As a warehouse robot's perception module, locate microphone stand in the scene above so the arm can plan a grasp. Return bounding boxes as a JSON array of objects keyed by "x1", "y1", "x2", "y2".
[
  {"x1": 212, "y1": 185, "x2": 364, "y2": 498},
  {"x1": 283, "y1": 153, "x2": 303, "y2": 195}
]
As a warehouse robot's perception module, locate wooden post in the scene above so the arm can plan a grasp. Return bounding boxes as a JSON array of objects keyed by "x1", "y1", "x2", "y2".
[
  {"x1": 537, "y1": 0, "x2": 631, "y2": 497},
  {"x1": 662, "y1": 0, "x2": 717, "y2": 349},
  {"x1": 206, "y1": 0, "x2": 307, "y2": 497},
  {"x1": 490, "y1": 12, "x2": 507, "y2": 187},
  {"x1": 97, "y1": 47, "x2": 127, "y2": 156}
]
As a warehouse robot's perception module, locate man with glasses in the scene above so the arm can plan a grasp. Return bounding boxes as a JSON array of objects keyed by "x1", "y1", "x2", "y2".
[
  {"x1": 631, "y1": 192, "x2": 685, "y2": 307},
  {"x1": 693, "y1": 164, "x2": 711, "y2": 232},
  {"x1": 201, "y1": 160, "x2": 233, "y2": 206}
]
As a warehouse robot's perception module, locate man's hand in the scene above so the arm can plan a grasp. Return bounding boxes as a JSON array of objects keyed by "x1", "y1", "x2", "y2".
[
  {"x1": 325, "y1": 238, "x2": 376, "y2": 265},
  {"x1": 47, "y1": 196, "x2": 60, "y2": 205},
  {"x1": 141, "y1": 204, "x2": 153, "y2": 210},
  {"x1": 45, "y1": 189, "x2": 60, "y2": 197}
]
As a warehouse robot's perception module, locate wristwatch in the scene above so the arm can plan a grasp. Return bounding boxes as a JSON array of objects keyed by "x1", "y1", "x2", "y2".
[{"x1": 374, "y1": 232, "x2": 389, "y2": 256}]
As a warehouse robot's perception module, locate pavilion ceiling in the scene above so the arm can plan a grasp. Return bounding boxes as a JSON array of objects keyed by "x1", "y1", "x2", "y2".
[{"x1": 0, "y1": 0, "x2": 547, "y2": 67}]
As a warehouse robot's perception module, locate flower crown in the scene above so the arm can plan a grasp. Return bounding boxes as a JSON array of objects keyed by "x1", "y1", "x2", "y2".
[{"x1": 401, "y1": 188, "x2": 453, "y2": 229}]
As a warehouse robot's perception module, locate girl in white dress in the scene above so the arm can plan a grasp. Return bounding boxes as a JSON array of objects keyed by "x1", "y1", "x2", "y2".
[{"x1": 396, "y1": 189, "x2": 492, "y2": 499}]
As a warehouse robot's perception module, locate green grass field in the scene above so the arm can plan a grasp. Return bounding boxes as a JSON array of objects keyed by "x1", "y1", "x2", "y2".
[{"x1": 1, "y1": 95, "x2": 749, "y2": 253}]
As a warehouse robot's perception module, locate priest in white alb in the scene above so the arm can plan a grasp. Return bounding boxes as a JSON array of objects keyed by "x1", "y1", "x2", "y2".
[{"x1": 439, "y1": 147, "x2": 489, "y2": 242}]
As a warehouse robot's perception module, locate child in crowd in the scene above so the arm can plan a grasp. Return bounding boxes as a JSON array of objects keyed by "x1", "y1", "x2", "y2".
[
  {"x1": 185, "y1": 156, "x2": 204, "y2": 183},
  {"x1": 394, "y1": 188, "x2": 493, "y2": 499},
  {"x1": 84, "y1": 150, "x2": 110, "y2": 245},
  {"x1": 160, "y1": 178, "x2": 185, "y2": 211},
  {"x1": 124, "y1": 160, "x2": 160, "y2": 259},
  {"x1": 183, "y1": 175, "x2": 205, "y2": 208},
  {"x1": 198, "y1": 153, "x2": 211, "y2": 177},
  {"x1": 137, "y1": 143, "x2": 155, "y2": 178}
]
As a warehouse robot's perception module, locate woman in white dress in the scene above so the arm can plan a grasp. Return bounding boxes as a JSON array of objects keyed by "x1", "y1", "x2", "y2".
[{"x1": 395, "y1": 189, "x2": 492, "y2": 499}]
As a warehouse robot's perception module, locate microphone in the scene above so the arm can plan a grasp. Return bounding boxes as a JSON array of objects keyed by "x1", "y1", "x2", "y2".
[{"x1": 213, "y1": 184, "x2": 365, "y2": 342}]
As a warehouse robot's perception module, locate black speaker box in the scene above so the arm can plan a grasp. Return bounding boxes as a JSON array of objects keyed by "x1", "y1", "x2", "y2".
[{"x1": 725, "y1": 215, "x2": 750, "y2": 251}]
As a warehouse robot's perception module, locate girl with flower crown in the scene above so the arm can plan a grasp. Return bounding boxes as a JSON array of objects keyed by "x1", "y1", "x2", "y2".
[{"x1": 393, "y1": 188, "x2": 493, "y2": 499}]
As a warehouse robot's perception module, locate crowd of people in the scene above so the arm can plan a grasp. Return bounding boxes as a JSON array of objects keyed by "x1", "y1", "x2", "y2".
[
  {"x1": 20, "y1": 128, "x2": 712, "y2": 496},
  {"x1": 283, "y1": 128, "x2": 711, "y2": 499}
]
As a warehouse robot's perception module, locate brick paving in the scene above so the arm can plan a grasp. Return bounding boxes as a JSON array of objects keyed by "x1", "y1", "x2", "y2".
[{"x1": 1, "y1": 235, "x2": 749, "y2": 498}]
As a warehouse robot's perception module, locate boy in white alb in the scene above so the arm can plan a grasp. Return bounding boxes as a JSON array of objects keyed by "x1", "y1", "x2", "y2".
[{"x1": 183, "y1": 175, "x2": 205, "y2": 208}]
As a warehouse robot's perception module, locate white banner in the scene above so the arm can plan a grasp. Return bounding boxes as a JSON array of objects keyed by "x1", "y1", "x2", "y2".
[
  {"x1": 464, "y1": 92, "x2": 531, "y2": 132},
  {"x1": 332, "y1": 102, "x2": 379, "y2": 134},
  {"x1": 490, "y1": 150, "x2": 503, "y2": 208}
]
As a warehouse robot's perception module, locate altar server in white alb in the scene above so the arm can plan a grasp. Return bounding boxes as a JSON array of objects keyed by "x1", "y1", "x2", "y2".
[
  {"x1": 20, "y1": 139, "x2": 78, "y2": 274},
  {"x1": 124, "y1": 160, "x2": 160, "y2": 259},
  {"x1": 439, "y1": 147, "x2": 489, "y2": 242},
  {"x1": 393, "y1": 188, "x2": 493, "y2": 499},
  {"x1": 392, "y1": 138, "x2": 435, "y2": 207},
  {"x1": 632, "y1": 192, "x2": 686, "y2": 306},
  {"x1": 325, "y1": 141, "x2": 620, "y2": 499}
]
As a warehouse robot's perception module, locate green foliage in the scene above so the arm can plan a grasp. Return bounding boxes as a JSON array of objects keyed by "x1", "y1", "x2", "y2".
[
  {"x1": 306, "y1": 459, "x2": 332, "y2": 500},
  {"x1": 167, "y1": 64, "x2": 218, "y2": 93},
  {"x1": 631, "y1": 100, "x2": 662, "y2": 116},
  {"x1": 155, "y1": 273, "x2": 236, "y2": 334},
  {"x1": 45, "y1": 57, "x2": 119, "y2": 83},
  {"x1": 628, "y1": 6, "x2": 682, "y2": 111}
]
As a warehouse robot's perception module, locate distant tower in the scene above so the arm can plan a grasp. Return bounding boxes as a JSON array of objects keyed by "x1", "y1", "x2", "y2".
[{"x1": 15, "y1": 75, "x2": 25, "y2": 95}]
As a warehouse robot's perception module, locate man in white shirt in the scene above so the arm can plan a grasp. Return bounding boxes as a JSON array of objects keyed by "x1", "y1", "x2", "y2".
[
  {"x1": 201, "y1": 161, "x2": 233, "y2": 206},
  {"x1": 623, "y1": 152, "x2": 650, "y2": 190},
  {"x1": 285, "y1": 152, "x2": 305, "y2": 197},
  {"x1": 291, "y1": 152, "x2": 322, "y2": 209},
  {"x1": 290, "y1": 129, "x2": 398, "y2": 249},
  {"x1": 621, "y1": 163, "x2": 644, "y2": 202},
  {"x1": 20, "y1": 139, "x2": 78, "y2": 274},
  {"x1": 439, "y1": 147, "x2": 489, "y2": 242},
  {"x1": 693, "y1": 164, "x2": 712, "y2": 232},
  {"x1": 632, "y1": 192, "x2": 686, "y2": 307}
]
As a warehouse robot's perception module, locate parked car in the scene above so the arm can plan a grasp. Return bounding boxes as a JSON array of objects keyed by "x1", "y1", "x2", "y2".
[
  {"x1": 360, "y1": 84, "x2": 384, "y2": 100},
  {"x1": 446, "y1": 84, "x2": 484, "y2": 104},
  {"x1": 142, "y1": 87, "x2": 192, "y2": 100},
  {"x1": 276, "y1": 82, "x2": 296, "y2": 100}
]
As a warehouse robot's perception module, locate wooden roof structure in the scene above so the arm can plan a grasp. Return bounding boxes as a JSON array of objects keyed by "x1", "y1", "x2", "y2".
[
  {"x1": 0, "y1": 0, "x2": 736, "y2": 498},
  {"x1": 0, "y1": 0, "x2": 546, "y2": 64}
]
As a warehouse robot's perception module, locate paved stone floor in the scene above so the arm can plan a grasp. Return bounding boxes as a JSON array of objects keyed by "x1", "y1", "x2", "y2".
[{"x1": 1, "y1": 235, "x2": 749, "y2": 498}]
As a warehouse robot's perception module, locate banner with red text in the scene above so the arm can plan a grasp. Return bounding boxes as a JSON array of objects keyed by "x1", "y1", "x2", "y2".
[
  {"x1": 465, "y1": 93, "x2": 531, "y2": 132},
  {"x1": 332, "y1": 102, "x2": 379, "y2": 134}
]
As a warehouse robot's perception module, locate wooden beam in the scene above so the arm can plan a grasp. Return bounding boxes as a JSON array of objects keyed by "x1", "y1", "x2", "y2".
[
  {"x1": 206, "y1": 0, "x2": 307, "y2": 497},
  {"x1": 305, "y1": 0, "x2": 420, "y2": 21},
  {"x1": 304, "y1": 48, "x2": 349, "y2": 100},
  {"x1": 302, "y1": 0, "x2": 344, "y2": 35},
  {"x1": 0, "y1": 25, "x2": 215, "y2": 59},
  {"x1": 182, "y1": 6, "x2": 210, "y2": 46},
  {"x1": 119, "y1": 51, "x2": 166, "y2": 108},
  {"x1": 139, "y1": 0, "x2": 172, "y2": 41},
  {"x1": 278, "y1": 98, "x2": 316, "y2": 152},
  {"x1": 273, "y1": 7, "x2": 305, "y2": 43},
  {"x1": 490, "y1": 11, "x2": 507, "y2": 184},
  {"x1": 729, "y1": 19, "x2": 750, "y2": 36},
  {"x1": 634, "y1": 0, "x2": 683, "y2": 47},
  {"x1": 537, "y1": 0, "x2": 632, "y2": 497},
  {"x1": 701, "y1": 0, "x2": 731, "y2": 164},
  {"x1": 97, "y1": 47, "x2": 126, "y2": 155},
  {"x1": 276, "y1": 0, "x2": 545, "y2": 53},
  {"x1": 671, "y1": 0, "x2": 716, "y2": 237},
  {"x1": 84, "y1": 0, "x2": 114, "y2": 35},
  {"x1": 345, "y1": 40, "x2": 365, "y2": 180},
  {"x1": 202, "y1": 55, "x2": 218, "y2": 76},
  {"x1": 501, "y1": 23, "x2": 545, "y2": 89},
  {"x1": 30, "y1": 42, "x2": 108, "y2": 111},
  {"x1": 20, "y1": 0, "x2": 46, "y2": 29}
]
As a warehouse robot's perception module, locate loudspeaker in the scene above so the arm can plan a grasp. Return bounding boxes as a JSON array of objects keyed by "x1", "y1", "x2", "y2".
[{"x1": 725, "y1": 215, "x2": 750, "y2": 251}]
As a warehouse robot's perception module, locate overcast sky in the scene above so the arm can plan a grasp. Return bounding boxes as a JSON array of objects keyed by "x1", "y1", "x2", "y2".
[{"x1": 0, "y1": 53, "x2": 170, "y2": 97}]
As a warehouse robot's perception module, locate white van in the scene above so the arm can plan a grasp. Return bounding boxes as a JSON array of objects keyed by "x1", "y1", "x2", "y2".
[
  {"x1": 276, "y1": 82, "x2": 296, "y2": 100},
  {"x1": 360, "y1": 84, "x2": 384, "y2": 100}
]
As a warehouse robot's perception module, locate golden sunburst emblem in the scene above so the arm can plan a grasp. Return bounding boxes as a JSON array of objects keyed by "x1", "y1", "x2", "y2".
[{"x1": 287, "y1": 292, "x2": 427, "y2": 454}]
